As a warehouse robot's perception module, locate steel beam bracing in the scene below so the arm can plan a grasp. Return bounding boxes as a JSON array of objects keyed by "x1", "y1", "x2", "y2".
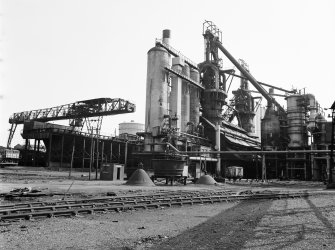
[
  {"x1": 214, "y1": 41, "x2": 285, "y2": 113},
  {"x1": 6, "y1": 123, "x2": 17, "y2": 148},
  {"x1": 164, "y1": 67, "x2": 204, "y2": 89},
  {"x1": 203, "y1": 22, "x2": 285, "y2": 113},
  {"x1": 8, "y1": 98, "x2": 135, "y2": 125},
  {"x1": 223, "y1": 72, "x2": 296, "y2": 94}
]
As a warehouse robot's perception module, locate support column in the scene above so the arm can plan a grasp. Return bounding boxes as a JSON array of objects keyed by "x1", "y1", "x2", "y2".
[
  {"x1": 82, "y1": 138, "x2": 85, "y2": 171},
  {"x1": 24, "y1": 139, "x2": 28, "y2": 166},
  {"x1": 304, "y1": 153, "x2": 307, "y2": 180},
  {"x1": 255, "y1": 156, "x2": 259, "y2": 180},
  {"x1": 110, "y1": 142, "x2": 113, "y2": 162},
  {"x1": 33, "y1": 139, "x2": 37, "y2": 167},
  {"x1": 48, "y1": 134, "x2": 52, "y2": 168},
  {"x1": 215, "y1": 123, "x2": 221, "y2": 176},
  {"x1": 275, "y1": 158, "x2": 278, "y2": 178},
  {"x1": 89, "y1": 134, "x2": 93, "y2": 180},
  {"x1": 286, "y1": 153, "x2": 289, "y2": 178},
  {"x1": 36, "y1": 139, "x2": 40, "y2": 166},
  {"x1": 60, "y1": 135, "x2": 64, "y2": 171},
  {"x1": 95, "y1": 138, "x2": 99, "y2": 180},
  {"x1": 101, "y1": 141, "x2": 105, "y2": 163},
  {"x1": 124, "y1": 141, "x2": 128, "y2": 169},
  {"x1": 262, "y1": 154, "x2": 266, "y2": 181},
  {"x1": 327, "y1": 156, "x2": 330, "y2": 181}
]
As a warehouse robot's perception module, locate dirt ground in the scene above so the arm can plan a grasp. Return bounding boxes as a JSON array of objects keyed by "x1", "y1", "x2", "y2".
[{"x1": 1, "y1": 166, "x2": 335, "y2": 250}]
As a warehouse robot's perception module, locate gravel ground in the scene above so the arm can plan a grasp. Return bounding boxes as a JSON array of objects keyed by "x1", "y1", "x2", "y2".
[
  {"x1": 244, "y1": 195, "x2": 335, "y2": 250},
  {"x1": 0, "y1": 202, "x2": 237, "y2": 250},
  {"x1": 1, "y1": 167, "x2": 335, "y2": 249}
]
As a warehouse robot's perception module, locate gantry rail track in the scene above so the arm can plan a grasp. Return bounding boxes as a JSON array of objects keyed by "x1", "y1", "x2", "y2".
[{"x1": 0, "y1": 191, "x2": 310, "y2": 222}]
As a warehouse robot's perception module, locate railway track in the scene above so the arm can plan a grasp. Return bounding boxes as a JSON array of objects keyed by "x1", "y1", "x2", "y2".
[{"x1": 0, "y1": 191, "x2": 309, "y2": 222}]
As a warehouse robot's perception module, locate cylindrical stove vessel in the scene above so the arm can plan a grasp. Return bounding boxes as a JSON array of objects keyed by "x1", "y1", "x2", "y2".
[
  {"x1": 261, "y1": 105, "x2": 281, "y2": 150},
  {"x1": 169, "y1": 57, "x2": 184, "y2": 130},
  {"x1": 189, "y1": 68, "x2": 201, "y2": 127},
  {"x1": 286, "y1": 95, "x2": 307, "y2": 148},
  {"x1": 181, "y1": 81, "x2": 190, "y2": 132},
  {"x1": 180, "y1": 64, "x2": 190, "y2": 132},
  {"x1": 182, "y1": 63, "x2": 190, "y2": 78},
  {"x1": 145, "y1": 45, "x2": 170, "y2": 132}
]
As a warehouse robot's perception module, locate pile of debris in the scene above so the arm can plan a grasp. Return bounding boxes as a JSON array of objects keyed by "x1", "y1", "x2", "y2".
[{"x1": 0, "y1": 187, "x2": 49, "y2": 200}]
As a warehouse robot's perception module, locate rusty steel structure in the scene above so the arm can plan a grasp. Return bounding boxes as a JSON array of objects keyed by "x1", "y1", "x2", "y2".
[
  {"x1": 132, "y1": 20, "x2": 334, "y2": 183},
  {"x1": 7, "y1": 21, "x2": 334, "y2": 184}
]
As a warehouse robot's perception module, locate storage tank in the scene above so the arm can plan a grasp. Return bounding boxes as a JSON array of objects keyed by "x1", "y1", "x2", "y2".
[
  {"x1": 261, "y1": 105, "x2": 281, "y2": 150},
  {"x1": 119, "y1": 121, "x2": 144, "y2": 135},
  {"x1": 144, "y1": 30, "x2": 171, "y2": 132},
  {"x1": 189, "y1": 68, "x2": 201, "y2": 128},
  {"x1": 286, "y1": 95, "x2": 307, "y2": 148}
]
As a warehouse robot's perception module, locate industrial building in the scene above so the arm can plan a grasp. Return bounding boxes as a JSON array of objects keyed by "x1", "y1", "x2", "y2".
[
  {"x1": 6, "y1": 21, "x2": 334, "y2": 183},
  {"x1": 134, "y1": 20, "x2": 334, "y2": 183}
]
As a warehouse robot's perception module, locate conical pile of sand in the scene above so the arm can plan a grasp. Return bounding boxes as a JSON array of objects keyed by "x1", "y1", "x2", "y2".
[
  {"x1": 196, "y1": 175, "x2": 217, "y2": 185},
  {"x1": 125, "y1": 169, "x2": 155, "y2": 186}
]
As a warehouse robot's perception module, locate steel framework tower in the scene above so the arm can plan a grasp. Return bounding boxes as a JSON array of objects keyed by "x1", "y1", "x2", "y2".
[{"x1": 7, "y1": 98, "x2": 135, "y2": 148}]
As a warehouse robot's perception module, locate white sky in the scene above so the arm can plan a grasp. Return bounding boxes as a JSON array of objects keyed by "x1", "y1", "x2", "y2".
[{"x1": 1, "y1": 0, "x2": 335, "y2": 147}]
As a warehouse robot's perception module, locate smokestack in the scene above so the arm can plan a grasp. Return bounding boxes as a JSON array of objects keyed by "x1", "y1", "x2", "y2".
[{"x1": 163, "y1": 29, "x2": 171, "y2": 45}]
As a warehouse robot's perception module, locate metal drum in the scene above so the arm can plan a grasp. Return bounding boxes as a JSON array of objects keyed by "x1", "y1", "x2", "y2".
[{"x1": 152, "y1": 159, "x2": 186, "y2": 177}]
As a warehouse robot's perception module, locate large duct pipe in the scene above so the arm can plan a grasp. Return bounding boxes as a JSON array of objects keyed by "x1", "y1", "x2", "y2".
[
  {"x1": 215, "y1": 41, "x2": 285, "y2": 113},
  {"x1": 215, "y1": 123, "x2": 221, "y2": 175}
]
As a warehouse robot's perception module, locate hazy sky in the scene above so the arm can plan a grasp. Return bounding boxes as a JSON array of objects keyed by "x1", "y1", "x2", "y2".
[{"x1": 1, "y1": 0, "x2": 335, "y2": 147}]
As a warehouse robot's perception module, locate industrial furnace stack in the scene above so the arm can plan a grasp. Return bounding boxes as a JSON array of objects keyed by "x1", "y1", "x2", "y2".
[{"x1": 134, "y1": 21, "x2": 333, "y2": 182}]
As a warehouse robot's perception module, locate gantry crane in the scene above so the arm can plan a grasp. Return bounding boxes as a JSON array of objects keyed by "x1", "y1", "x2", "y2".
[{"x1": 7, "y1": 98, "x2": 136, "y2": 148}]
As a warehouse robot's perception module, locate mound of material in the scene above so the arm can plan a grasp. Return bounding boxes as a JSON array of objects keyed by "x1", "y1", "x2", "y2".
[
  {"x1": 125, "y1": 169, "x2": 155, "y2": 186},
  {"x1": 196, "y1": 175, "x2": 217, "y2": 185}
]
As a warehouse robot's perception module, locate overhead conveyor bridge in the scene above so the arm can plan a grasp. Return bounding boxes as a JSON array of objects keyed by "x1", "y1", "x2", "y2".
[
  {"x1": 7, "y1": 98, "x2": 135, "y2": 148},
  {"x1": 9, "y1": 98, "x2": 135, "y2": 124}
]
